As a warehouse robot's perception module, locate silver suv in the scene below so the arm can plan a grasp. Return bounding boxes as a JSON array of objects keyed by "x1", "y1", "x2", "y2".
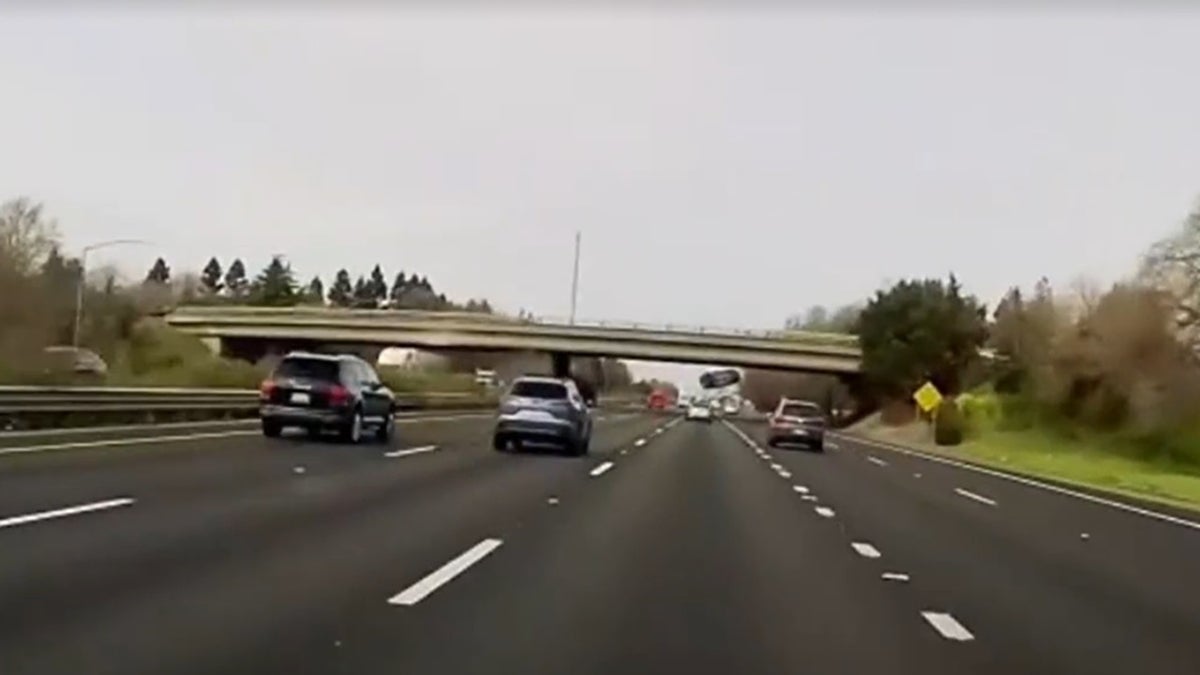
[{"x1": 493, "y1": 376, "x2": 593, "y2": 455}]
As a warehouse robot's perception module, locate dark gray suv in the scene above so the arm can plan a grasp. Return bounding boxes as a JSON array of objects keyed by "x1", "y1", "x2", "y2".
[
  {"x1": 493, "y1": 376, "x2": 593, "y2": 455},
  {"x1": 259, "y1": 353, "x2": 396, "y2": 443}
]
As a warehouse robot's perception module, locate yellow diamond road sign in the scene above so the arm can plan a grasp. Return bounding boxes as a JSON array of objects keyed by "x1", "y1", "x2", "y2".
[{"x1": 913, "y1": 381, "x2": 943, "y2": 413}]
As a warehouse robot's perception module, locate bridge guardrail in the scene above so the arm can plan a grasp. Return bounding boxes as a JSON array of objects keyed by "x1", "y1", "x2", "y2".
[{"x1": 165, "y1": 306, "x2": 861, "y2": 350}]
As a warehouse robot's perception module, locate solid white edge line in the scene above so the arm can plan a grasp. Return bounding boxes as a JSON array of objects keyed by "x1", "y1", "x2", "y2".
[
  {"x1": 882, "y1": 572, "x2": 910, "y2": 582},
  {"x1": 387, "y1": 538, "x2": 503, "y2": 606},
  {"x1": 0, "y1": 413, "x2": 495, "y2": 457},
  {"x1": 836, "y1": 433, "x2": 1200, "y2": 532},
  {"x1": 384, "y1": 445, "x2": 439, "y2": 458},
  {"x1": 0, "y1": 497, "x2": 136, "y2": 529},
  {"x1": 851, "y1": 542, "x2": 882, "y2": 559},
  {"x1": 921, "y1": 612, "x2": 975, "y2": 641},
  {"x1": 590, "y1": 461, "x2": 615, "y2": 477},
  {"x1": 815, "y1": 506, "x2": 835, "y2": 518},
  {"x1": 867, "y1": 456, "x2": 888, "y2": 466},
  {"x1": 0, "y1": 430, "x2": 258, "y2": 456},
  {"x1": 955, "y1": 488, "x2": 998, "y2": 506}
]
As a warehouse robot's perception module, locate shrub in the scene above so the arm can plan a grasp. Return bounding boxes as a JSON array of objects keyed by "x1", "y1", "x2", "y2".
[
  {"x1": 958, "y1": 392, "x2": 999, "y2": 437},
  {"x1": 934, "y1": 400, "x2": 965, "y2": 446}
]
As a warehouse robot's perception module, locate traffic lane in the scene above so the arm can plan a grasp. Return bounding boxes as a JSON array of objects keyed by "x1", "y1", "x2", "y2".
[
  {"x1": 0, "y1": 412, "x2": 498, "y2": 515},
  {"x1": 0, "y1": 410, "x2": 496, "y2": 452},
  {"x1": 0, "y1": 413, "x2": 668, "y2": 675},
  {"x1": 268, "y1": 416, "x2": 978, "y2": 675},
  {"x1": 0, "y1": 410, "x2": 663, "y2": 584},
  {"x1": 824, "y1": 430, "x2": 1200, "y2": 625},
  {"x1": 733, "y1": 422, "x2": 1200, "y2": 675}
]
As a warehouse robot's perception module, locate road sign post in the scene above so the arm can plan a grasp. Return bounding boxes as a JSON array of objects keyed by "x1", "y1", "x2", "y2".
[{"x1": 912, "y1": 381, "x2": 943, "y2": 439}]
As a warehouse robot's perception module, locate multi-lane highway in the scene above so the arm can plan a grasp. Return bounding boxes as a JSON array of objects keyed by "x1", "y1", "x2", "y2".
[{"x1": 2, "y1": 412, "x2": 1199, "y2": 674}]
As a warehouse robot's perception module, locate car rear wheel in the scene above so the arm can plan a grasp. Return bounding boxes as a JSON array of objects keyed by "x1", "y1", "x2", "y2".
[
  {"x1": 376, "y1": 413, "x2": 395, "y2": 443},
  {"x1": 492, "y1": 434, "x2": 508, "y2": 452},
  {"x1": 341, "y1": 409, "x2": 363, "y2": 444},
  {"x1": 262, "y1": 419, "x2": 282, "y2": 438}
]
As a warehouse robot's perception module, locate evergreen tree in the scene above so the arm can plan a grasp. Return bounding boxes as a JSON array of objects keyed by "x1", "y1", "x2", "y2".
[
  {"x1": 249, "y1": 256, "x2": 298, "y2": 306},
  {"x1": 224, "y1": 259, "x2": 248, "y2": 299},
  {"x1": 369, "y1": 264, "x2": 388, "y2": 303},
  {"x1": 200, "y1": 257, "x2": 224, "y2": 295},
  {"x1": 145, "y1": 257, "x2": 171, "y2": 284},
  {"x1": 327, "y1": 269, "x2": 353, "y2": 307},
  {"x1": 390, "y1": 271, "x2": 408, "y2": 302},
  {"x1": 306, "y1": 276, "x2": 325, "y2": 304}
]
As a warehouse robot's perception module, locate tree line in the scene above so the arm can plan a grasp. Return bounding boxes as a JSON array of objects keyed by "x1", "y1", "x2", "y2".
[
  {"x1": 749, "y1": 196, "x2": 1200, "y2": 454},
  {"x1": 148, "y1": 255, "x2": 493, "y2": 312}
]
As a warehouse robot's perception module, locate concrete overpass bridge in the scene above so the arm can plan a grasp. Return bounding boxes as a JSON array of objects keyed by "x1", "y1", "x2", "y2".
[{"x1": 164, "y1": 306, "x2": 863, "y2": 378}]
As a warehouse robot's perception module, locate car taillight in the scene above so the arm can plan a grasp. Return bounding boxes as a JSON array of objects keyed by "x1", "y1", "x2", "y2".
[
  {"x1": 326, "y1": 384, "x2": 351, "y2": 406},
  {"x1": 259, "y1": 380, "x2": 277, "y2": 400}
]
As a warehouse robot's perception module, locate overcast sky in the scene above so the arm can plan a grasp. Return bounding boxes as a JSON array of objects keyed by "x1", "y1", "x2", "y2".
[{"x1": 3, "y1": 7, "x2": 1199, "y2": 384}]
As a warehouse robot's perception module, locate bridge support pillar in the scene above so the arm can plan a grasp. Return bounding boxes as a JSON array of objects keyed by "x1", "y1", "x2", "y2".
[
  {"x1": 550, "y1": 351, "x2": 571, "y2": 379},
  {"x1": 199, "y1": 336, "x2": 222, "y2": 356}
]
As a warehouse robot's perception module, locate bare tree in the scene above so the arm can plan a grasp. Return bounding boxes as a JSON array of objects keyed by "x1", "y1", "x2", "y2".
[
  {"x1": 0, "y1": 197, "x2": 60, "y2": 276},
  {"x1": 1140, "y1": 200, "x2": 1200, "y2": 350}
]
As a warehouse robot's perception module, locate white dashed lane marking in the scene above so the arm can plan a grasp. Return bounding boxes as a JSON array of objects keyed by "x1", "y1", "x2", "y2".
[
  {"x1": 882, "y1": 572, "x2": 910, "y2": 582},
  {"x1": 634, "y1": 439, "x2": 647, "y2": 447},
  {"x1": 815, "y1": 506, "x2": 835, "y2": 518},
  {"x1": 388, "y1": 539, "x2": 504, "y2": 606},
  {"x1": 384, "y1": 445, "x2": 438, "y2": 458},
  {"x1": 792, "y1": 485, "x2": 810, "y2": 494},
  {"x1": 0, "y1": 497, "x2": 135, "y2": 529},
  {"x1": 921, "y1": 612, "x2": 975, "y2": 641},
  {"x1": 590, "y1": 462, "x2": 615, "y2": 477},
  {"x1": 867, "y1": 456, "x2": 888, "y2": 466},
  {"x1": 851, "y1": 542, "x2": 882, "y2": 559},
  {"x1": 955, "y1": 488, "x2": 997, "y2": 507}
]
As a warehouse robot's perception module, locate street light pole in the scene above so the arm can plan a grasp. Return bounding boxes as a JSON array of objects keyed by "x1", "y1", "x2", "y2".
[
  {"x1": 569, "y1": 231, "x2": 581, "y2": 325},
  {"x1": 73, "y1": 239, "x2": 150, "y2": 347}
]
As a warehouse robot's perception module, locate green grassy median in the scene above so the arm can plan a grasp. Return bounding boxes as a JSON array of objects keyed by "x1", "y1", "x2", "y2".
[{"x1": 857, "y1": 419, "x2": 1200, "y2": 514}]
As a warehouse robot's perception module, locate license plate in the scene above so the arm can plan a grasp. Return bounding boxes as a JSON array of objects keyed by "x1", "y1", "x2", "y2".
[
  {"x1": 290, "y1": 392, "x2": 311, "y2": 405},
  {"x1": 514, "y1": 409, "x2": 555, "y2": 421},
  {"x1": 791, "y1": 428, "x2": 808, "y2": 436}
]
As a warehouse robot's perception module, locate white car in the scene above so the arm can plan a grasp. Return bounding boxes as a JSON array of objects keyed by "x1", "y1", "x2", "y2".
[{"x1": 685, "y1": 403, "x2": 712, "y2": 422}]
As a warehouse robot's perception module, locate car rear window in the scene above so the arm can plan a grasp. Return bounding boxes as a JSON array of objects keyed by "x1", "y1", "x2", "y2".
[
  {"x1": 274, "y1": 358, "x2": 340, "y2": 383},
  {"x1": 780, "y1": 403, "x2": 822, "y2": 418},
  {"x1": 510, "y1": 380, "x2": 568, "y2": 399}
]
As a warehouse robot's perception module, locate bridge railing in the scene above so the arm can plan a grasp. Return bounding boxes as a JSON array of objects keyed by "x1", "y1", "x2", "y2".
[{"x1": 167, "y1": 306, "x2": 860, "y2": 349}]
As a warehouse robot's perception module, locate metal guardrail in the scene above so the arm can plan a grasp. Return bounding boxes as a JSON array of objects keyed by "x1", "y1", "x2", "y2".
[{"x1": 0, "y1": 386, "x2": 489, "y2": 416}]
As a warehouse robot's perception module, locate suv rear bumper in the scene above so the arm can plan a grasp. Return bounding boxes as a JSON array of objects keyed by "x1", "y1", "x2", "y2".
[
  {"x1": 494, "y1": 418, "x2": 578, "y2": 442},
  {"x1": 261, "y1": 404, "x2": 350, "y2": 427}
]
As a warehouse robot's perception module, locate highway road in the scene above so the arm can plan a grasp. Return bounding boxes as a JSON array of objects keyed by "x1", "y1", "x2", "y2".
[{"x1": 1, "y1": 412, "x2": 1199, "y2": 674}]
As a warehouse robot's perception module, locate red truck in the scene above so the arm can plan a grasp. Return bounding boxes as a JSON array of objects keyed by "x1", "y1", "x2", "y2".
[{"x1": 646, "y1": 388, "x2": 676, "y2": 411}]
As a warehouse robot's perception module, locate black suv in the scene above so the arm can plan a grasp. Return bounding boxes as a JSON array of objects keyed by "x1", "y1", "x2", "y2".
[{"x1": 259, "y1": 352, "x2": 396, "y2": 443}]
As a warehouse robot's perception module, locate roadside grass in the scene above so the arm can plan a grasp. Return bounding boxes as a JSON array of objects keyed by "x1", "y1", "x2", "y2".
[{"x1": 858, "y1": 419, "x2": 1200, "y2": 513}]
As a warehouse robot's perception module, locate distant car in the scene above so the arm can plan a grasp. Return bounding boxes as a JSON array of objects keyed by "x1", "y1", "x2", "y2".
[
  {"x1": 493, "y1": 376, "x2": 593, "y2": 455},
  {"x1": 685, "y1": 402, "x2": 712, "y2": 422},
  {"x1": 766, "y1": 398, "x2": 826, "y2": 451},
  {"x1": 42, "y1": 346, "x2": 108, "y2": 380},
  {"x1": 259, "y1": 352, "x2": 396, "y2": 443}
]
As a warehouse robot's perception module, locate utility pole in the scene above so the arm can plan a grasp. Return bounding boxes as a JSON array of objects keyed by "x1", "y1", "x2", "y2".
[{"x1": 569, "y1": 230, "x2": 581, "y2": 325}]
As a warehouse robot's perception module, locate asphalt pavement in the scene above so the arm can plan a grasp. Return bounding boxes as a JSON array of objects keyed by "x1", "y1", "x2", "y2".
[{"x1": 1, "y1": 412, "x2": 1198, "y2": 674}]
